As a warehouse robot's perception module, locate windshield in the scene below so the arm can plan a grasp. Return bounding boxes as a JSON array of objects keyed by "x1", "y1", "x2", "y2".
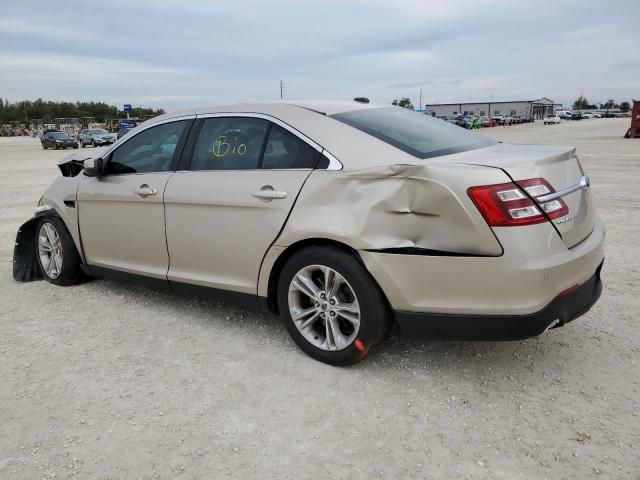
[
  {"x1": 51, "y1": 132, "x2": 70, "y2": 139},
  {"x1": 91, "y1": 129, "x2": 108, "y2": 135},
  {"x1": 331, "y1": 107, "x2": 496, "y2": 159}
]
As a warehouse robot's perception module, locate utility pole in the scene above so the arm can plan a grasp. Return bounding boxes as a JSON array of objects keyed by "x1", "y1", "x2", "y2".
[
  {"x1": 419, "y1": 87, "x2": 423, "y2": 111},
  {"x1": 280, "y1": 80, "x2": 285, "y2": 100}
]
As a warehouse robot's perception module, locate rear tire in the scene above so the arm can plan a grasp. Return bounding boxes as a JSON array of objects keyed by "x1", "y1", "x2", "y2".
[
  {"x1": 277, "y1": 247, "x2": 391, "y2": 366},
  {"x1": 35, "y1": 216, "x2": 84, "y2": 286}
]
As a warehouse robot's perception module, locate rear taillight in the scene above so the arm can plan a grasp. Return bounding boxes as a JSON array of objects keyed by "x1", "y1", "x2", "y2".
[{"x1": 468, "y1": 178, "x2": 568, "y2": 227}]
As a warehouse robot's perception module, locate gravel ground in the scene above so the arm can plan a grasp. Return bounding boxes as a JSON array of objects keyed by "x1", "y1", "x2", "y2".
[{"x1": 0, "y1": 118, "x2": 638, "y2": 479}]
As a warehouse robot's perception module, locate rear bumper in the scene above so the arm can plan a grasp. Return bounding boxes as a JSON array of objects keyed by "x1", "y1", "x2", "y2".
[
  {"x1": 396, "y1": 262, "x2": 603, "y2": 339},
  {"x1": 361, "y1": 218, "x2": 605, "y2": 316}
]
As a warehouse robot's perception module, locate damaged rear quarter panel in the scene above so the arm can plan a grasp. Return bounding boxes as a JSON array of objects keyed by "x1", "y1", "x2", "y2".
[{"x1": 275, "y1": 162, "x2": 509, "y2": 255}]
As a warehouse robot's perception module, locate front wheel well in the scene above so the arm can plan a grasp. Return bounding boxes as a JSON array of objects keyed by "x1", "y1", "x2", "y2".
[{"x1": 265, "y1": 238, "x2": 382, "y2": 316}]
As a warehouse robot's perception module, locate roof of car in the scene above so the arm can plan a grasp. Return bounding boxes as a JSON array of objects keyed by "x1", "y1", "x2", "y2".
[
  {"x1": 147, "y1": 100, "x2": 383, "y2": 125},
  {"x1": 138, "y1": 100, "x2": 419, "y2": 170}
]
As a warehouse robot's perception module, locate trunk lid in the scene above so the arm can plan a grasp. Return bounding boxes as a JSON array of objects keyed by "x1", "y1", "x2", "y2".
[{"x1": 434, "y1": 143, "x2": 596, "y2": 248}]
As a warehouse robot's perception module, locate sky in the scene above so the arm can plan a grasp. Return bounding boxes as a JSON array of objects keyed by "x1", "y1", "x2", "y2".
[{"x1": 1, "y1": 0, "x2": 639, "y2": 112}]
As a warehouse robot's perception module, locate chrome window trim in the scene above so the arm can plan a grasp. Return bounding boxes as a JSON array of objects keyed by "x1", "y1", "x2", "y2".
[
  {"x1": 195, "y1": 112, "x2": 343, "y2": 171},
  {"x1": 321, "y1": 150, "x2": 342, "y2": 170}
]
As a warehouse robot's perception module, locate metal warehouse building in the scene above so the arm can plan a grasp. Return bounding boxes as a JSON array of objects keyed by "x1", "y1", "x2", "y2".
[{"x1": 424, "y1": 98, "x2": 560, "y2": 119}]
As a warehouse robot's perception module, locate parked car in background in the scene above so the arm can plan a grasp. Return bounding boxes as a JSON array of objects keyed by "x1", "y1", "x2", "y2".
[
  {"x1": 570, "y1": 112, "x2": 583, "y2": 120},
  {"x1": 41, "y1": 131, "x2": 78, "y2": 150},
  {"x1": 503, "y1": 116, "x2": 514, "y2": 125},
  {"x1": 556, "y1": 111, "x2": 572, "y2": 120},
  {"x1": 544, "y1": 114, "x2": 561, "y2": 125},
  {"x1": 592, "y1": 113, "x2": 602, "y2": 118},
  {"x1": 452, "y1": 115, "x2": 470, "y2": 129},
  {"x1": 519, "y1": 115, "x2": 534, "y2": 123},
  {"x1": 480, "y1": 116, "x2": 496, "y2": 127},
  {"x1": 79, "y1": 128, "x2": 114, "y2": 147},
  {"x1": 491, "y1": 114, "x2": 505, "y2": 125},
  {"x1": 117, "y1": 127, "x2": 132, "y2": 139},
  {"x1": 582, "y1": 113, "x2": 593, "y2": 119},
  {"x1": 13, "y1": 100, "x2": 604, "y2": 365}
]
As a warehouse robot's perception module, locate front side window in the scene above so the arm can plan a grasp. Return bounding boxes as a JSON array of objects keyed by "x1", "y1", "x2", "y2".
[
  {"x1": 191, "y1": 117, "x2": 269, "y2": 171},
  {"x1": 261, "y1": 125, "x2": 320, "y2": 169},
  {"x1": 331, "y1": 107, "x2": 496, "y2": 159},
  {"x1": 107, "y1": 120, "x2": 187, "y2": 175}
]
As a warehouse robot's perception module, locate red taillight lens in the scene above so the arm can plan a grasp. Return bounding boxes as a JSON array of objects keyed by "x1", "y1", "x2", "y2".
[{"x1": 468, "y1": 178, "x2": 568, "y2": 227}]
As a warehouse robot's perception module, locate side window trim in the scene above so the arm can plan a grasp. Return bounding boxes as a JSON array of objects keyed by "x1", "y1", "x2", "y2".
[
  {"x1": 176, "y1": 118, "x2": 204, "y2": 171},
  {"x1": 103, "y1": 118, "x2": 195, "y2": 176},
  {"x1": 256, "y1": 123, "x2": 273, "y2": 169},
  {"x1": 320, "y1": 150, "x2": 342, "y2": 170},
  {"x1": 194, "y1": 112, "x2": 342, "y2": 171}
]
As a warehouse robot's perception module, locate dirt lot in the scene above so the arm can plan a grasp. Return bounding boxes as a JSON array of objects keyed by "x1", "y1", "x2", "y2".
[{"x1": 1, "y1": 118, "x2": 638, "y2": 479}]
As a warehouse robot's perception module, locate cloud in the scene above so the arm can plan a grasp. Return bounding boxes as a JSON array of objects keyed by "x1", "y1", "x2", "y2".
[{"x1": 0, "y1": 0, "x2": 638, "y2": 110}]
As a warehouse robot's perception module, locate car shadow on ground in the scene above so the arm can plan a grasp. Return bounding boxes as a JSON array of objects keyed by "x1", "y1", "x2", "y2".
[{"x1": 91, "y1": 278, "x2": 577, "y2": 374}]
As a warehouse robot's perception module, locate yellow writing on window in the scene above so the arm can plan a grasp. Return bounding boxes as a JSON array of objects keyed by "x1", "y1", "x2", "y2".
[{"x1": 212, "y1": 135, "x2": 247, "y2": 157}]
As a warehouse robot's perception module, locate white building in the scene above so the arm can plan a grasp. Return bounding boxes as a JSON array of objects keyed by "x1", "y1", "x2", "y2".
[{"x1": 424, "y1": 98, "x2": 561, "y2": 119}]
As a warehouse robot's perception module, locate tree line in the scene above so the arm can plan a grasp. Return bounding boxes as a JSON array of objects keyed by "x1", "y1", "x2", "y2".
[
  {"x1": 0, "y1": 98, "x2": 165, "y2": 123},
  {"x1": 572, "y1": 96, "x2": 630, "y2": 112}
]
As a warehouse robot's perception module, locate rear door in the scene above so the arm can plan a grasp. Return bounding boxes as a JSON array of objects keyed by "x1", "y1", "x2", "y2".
[
  {"x1": 164, "y1": 115, "x2": 321, "y2": 294},
  {"x1": 77, "y1": 119, "x2": 191, "y2": 278}
]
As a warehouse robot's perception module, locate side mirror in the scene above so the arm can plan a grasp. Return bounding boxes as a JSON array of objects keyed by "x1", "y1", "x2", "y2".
[{"x1": 84, "y1": 157, "x2": 104, "y2": 177}]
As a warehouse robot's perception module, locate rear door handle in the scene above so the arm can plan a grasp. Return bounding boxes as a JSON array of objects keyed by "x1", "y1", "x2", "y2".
[
  {"x1": 133, "y1": 185, "x2": 158, "y2": 197},
  {"x1": 251, "y1": 186, "x2": 287, "y2": 201}
]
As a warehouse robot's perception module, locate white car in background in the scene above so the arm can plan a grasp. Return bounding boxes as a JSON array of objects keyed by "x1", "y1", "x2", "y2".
[
  {"x1": 544, "y1": 114, "x2": 561, "y2": 125},
  {"x1": 79, "y1": 128, "x2": 115, "y2": 148}
]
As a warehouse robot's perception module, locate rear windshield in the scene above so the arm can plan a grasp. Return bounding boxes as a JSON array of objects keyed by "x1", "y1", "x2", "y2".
[{"x1": 331, "y1": 107, "x2": 496, "y2": 159}]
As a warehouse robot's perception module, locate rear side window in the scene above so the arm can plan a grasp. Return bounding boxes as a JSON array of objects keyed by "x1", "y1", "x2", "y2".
[
  {"x1": 261, "y1": 125, "x2": 320, "y2": 169},
  {"x1": 108, "y1": 120, "x2": 187, "y2": 174},
  {"x1": 331, "y1": 107, "x2": 496, "y2": 159},
  {"x1": 191, "y1": 117, "x2": 269, "y2": 171}
]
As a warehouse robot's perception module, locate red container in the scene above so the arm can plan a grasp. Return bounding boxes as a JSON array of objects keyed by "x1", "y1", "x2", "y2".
[{"x1": 625, "y1": 100, "x2": 640, "y2": 138}]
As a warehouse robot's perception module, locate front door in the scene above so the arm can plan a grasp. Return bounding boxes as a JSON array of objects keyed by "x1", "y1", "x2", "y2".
[
  {"x1": 164, "y1": 116, "x2": 321, "y2": 294},
  {"x1": 77, "y1": 119, "x2": 191, "y2": 278}
]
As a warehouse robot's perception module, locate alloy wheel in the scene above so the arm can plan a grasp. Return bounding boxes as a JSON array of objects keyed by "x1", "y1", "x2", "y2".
[
  {"x1": 38, "y1": 222, "x2": 63, "y2": 279},
  {"x1": 287, "y1": 264, "x2": 361, "y2": 351}
]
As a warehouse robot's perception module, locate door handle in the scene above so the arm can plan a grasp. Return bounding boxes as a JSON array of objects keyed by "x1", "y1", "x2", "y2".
[
  {"x1": 251, "y1": 186, "x2": 287, "y2": 201},
  {"x1": 133, "y1": 185, "x2": 158, "y2": 197}
]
